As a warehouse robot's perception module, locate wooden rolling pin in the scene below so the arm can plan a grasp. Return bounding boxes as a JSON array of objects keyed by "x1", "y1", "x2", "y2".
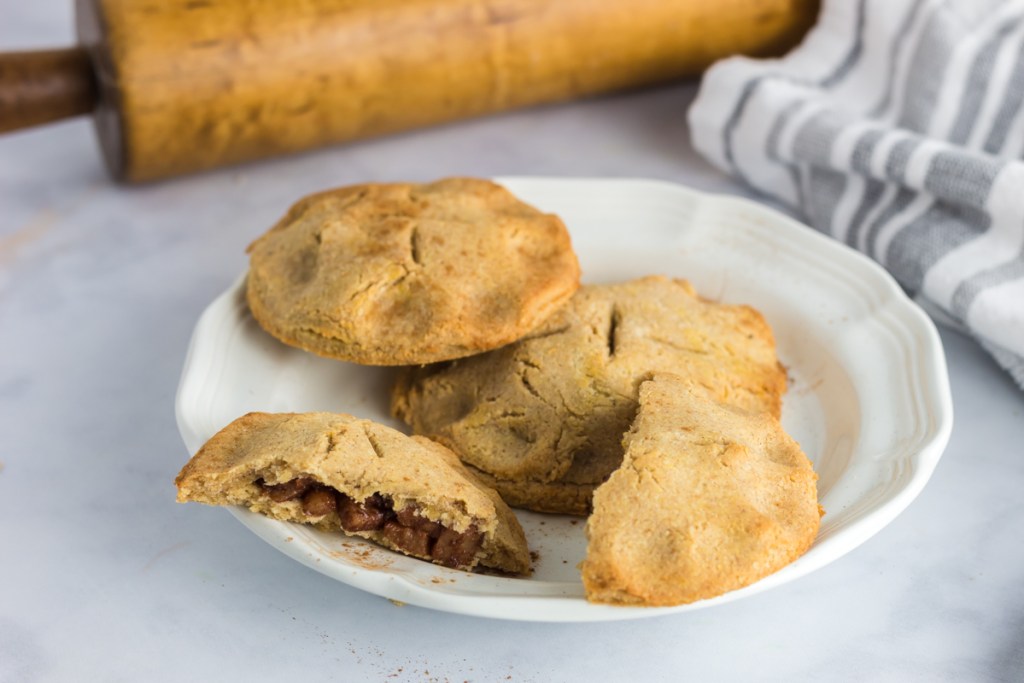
[{"x1": 0, "y1": 0, "x2": 817, "y2": 182}]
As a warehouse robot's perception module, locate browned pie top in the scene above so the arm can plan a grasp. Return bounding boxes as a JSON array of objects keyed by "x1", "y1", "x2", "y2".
[
  {"x1": 246, "y1": 177, "x2": 580, "y2": 365},
  {"x1": 392, "y1": 276, "x2": 787, "y2": 515}
]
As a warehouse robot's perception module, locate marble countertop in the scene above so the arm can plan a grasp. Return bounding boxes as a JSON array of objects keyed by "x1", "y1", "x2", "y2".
[{"x1": 3, "y1": 4, "x2": 1024, "y2": 682}]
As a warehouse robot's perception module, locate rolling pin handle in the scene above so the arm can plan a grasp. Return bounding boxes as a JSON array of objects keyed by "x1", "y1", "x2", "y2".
[{"x1": 0, "y1": 47, "x2": 98, "y2": 133}]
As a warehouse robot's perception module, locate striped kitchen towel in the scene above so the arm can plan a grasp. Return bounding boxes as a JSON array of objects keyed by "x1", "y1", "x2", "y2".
[{"x1": 689, "y1": 0, "x2": 1024, "y2": 388}]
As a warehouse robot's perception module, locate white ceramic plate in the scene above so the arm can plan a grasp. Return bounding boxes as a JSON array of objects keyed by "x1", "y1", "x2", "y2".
[{"x1": 175, "y1": 177, "x2": 953, "y2": 622}]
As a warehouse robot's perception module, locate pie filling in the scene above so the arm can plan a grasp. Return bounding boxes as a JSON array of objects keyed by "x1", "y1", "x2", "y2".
[{"x1": 256, "y1": 476, "x2": 483, "y2": 569}]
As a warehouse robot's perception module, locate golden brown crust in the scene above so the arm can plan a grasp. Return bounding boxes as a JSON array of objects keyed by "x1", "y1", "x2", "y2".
[
  {"x1": 581, "y1": 374, "x2": 820, "y2": 606},
  {"x1": 175, "y1": 412, "x2": 531, "y2": 574},
  {"x1": 463, "y1": 464, "x2": 596, "y2": 517},
  {"x1": 246, "y1": 178, "x2": 580, "y2": 365},
  {"x1": 392, "y1": 276, "x2": 787, "y2": 514}
]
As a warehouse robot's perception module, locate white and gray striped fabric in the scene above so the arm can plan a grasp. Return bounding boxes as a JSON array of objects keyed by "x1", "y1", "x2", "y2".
[{"x1": 689, "y1": 0, "x2": 1024, "y2": 388}]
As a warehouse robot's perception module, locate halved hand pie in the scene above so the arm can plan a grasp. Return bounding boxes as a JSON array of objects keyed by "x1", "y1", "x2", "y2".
[
  {"x1": 175, "y1": 412, "x2": 531, "y2": 574},
  {"x1": 581, "y1": 373, "x2": 820, "y2": 606}
]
